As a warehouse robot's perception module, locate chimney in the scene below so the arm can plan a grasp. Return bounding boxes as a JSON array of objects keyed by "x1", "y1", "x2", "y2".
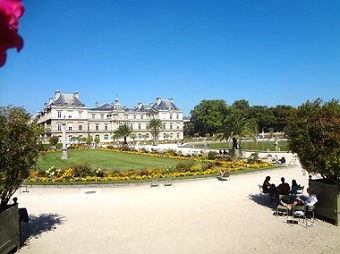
[
  {"x1": 55, "y1": 90, "x2": 61, "y2": 99},
  {"x1": 156, "y1": 97, "x2": 161, "y2": 105},
  {"x1": 138, "y1": 101, "x2": 142, "y2": 109},
  {"x1": 49, "y1": 97, "x2": 53, "y2": 104},
  {"x1": 74, "y1": 91, "x2": 79, "y2": 99},
  {"x1": 95, "y1": 101, "x2": 99, "y2": 108},
  {"x1": 168, "y1": 98, "x2": 173, "y2": 103}
]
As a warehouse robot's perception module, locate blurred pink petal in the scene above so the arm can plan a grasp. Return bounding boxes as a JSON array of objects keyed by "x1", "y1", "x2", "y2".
[{"x1": 0, "y1": 0, "x2": 24, "y2": 67}]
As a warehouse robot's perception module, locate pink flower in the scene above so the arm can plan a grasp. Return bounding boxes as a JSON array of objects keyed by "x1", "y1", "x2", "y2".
[{"x1": 0, "y1": 0, "x2": 24, "y2": 67}]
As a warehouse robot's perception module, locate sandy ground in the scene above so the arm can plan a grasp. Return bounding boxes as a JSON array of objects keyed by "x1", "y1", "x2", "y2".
[{"x1": 13, "y1": 165, "x2": 340, "y2": 254}]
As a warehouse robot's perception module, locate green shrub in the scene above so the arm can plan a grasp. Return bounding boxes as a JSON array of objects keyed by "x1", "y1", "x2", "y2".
[
  {"x1": 247, "y1": 152, "x2": 259, "y2": 163},
  {"x1": 207, "y1": 151, "x2": 218, "y2": 160},
  {"x1": 175, "y1": 161, "x2": 195, "y2": 172},
  {"x1": 70, "y1": 163, "x2": 93, "y2": 177}
]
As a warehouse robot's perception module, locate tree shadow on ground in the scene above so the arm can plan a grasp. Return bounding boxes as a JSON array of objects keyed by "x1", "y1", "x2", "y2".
[
  {"x1": 20, "y1": 213, "x2": 65, "y2": 247},
  {"x1": 248, "y1": 193, "x2": 278, "y2": 210}
]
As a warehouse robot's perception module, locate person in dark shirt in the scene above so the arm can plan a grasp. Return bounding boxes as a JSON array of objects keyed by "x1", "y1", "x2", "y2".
[
  {"x1": 262, "y1": 176, "x2": 277, "y2": 197},
  {"x1": 277, "y1": 177, "x2": 290, "y2": 195}
]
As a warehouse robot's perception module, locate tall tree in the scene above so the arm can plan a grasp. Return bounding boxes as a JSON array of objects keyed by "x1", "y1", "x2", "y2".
[
  {"x1": 147, "y1": 118, "x2": 163, "y2": 146},
  {"x1": 248, "y1": 105, "x2": 275, "y2": 133},
  {"x1": 0, "y1": 106, "x2": 43, "y2": 205},
  {"x1": 190, "y1": 99, "x2": 229, "y2": 136},
  {"x1": 114, "y1": 122, "x2": 133, "y2": 144},
  {"x1": 286, "y1": 98, "x2": 340, "y2": 182},
  {"x1": 270, "y1": 105, "x2": 297, "y2": 132},
  {"x1": 232, "y1": 99, "x2": 250, "y2": 110}
]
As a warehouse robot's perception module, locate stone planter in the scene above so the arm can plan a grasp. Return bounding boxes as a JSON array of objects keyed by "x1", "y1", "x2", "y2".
[
  {"x1": 0, "y1": 205, "x2": 20, "y2": 253},
  {"x1": 309, "y1": 179, "x2": 340, "y2": 226}
]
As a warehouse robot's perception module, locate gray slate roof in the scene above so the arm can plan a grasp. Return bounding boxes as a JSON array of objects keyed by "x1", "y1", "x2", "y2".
[
  {"x1": 50, "y1": 94, "x2": 86, "y2": 107},
  {"x1": 151, "y1": 99, "x2": 180, "y2": 111}
]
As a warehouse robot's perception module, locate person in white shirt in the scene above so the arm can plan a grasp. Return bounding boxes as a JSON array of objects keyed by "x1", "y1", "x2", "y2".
[{"x1": 281, "y1": 187, "x2": 318, "y2": 210}]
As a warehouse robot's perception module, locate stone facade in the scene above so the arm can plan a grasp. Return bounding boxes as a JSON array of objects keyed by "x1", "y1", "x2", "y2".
[{"x1": 35, "y1": 90, "x2": 184, "y2": 144}]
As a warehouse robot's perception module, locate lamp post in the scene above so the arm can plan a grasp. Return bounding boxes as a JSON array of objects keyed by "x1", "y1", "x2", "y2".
[{"x1": 61, "y1": 116, "x2": 68, "y2": 159}]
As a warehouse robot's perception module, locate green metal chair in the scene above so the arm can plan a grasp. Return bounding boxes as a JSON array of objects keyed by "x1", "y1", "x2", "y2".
[{"x1": 277, "y1": 195, "x2": 290, "y2": 219}]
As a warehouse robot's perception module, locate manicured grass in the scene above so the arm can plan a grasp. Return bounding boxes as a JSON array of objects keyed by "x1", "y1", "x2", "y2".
[{"x1": 36, "y1": 150, "x2": 188, "y2": 172}]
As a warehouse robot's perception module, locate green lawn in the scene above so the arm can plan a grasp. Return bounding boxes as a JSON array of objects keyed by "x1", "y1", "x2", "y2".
[{"x1": 36, "y1": 150, "x2": 188, "y2": 172}]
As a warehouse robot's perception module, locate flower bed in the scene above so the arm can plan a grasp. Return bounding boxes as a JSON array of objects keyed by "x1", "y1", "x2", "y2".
[{"x1": 25, "y1": 149, "x2": 274, "y2": 184}]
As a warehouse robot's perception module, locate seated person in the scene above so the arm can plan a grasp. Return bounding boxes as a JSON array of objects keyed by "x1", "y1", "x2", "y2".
[
  {"x1": 290, "y1": 179, "x2": 300, "y2": 195},
  {"x1": 278, "y1": 157, "x2": 286, "y2": 164},
  {"x1": 280, "y1": 187, "x2": 318, "y2": 210},
  {"x1": 277, "y1": 177, "x2": 290, "y2": 195},
  {"x1": 262, "y1": 176, "x2": 278, "y2": 197}
]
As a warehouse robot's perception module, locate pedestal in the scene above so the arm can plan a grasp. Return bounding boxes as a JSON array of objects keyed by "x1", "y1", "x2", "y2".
[{"x1": 61, "y1": 148, "x2": 68, "y2": 160}]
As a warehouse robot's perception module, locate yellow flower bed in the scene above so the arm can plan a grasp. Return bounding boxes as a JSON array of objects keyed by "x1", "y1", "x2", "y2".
[{"x1": 26, "y1": 149, "x2": 273, "y2": 183}]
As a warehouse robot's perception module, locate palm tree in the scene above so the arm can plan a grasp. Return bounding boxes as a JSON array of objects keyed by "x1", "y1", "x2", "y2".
[
  {"x1": 216, "y1": 113, "x2": 258, "y2": 158},
  {"x1": 114, "y1": 122, "x2": 133, "y2": 144},
  {"x1": 147, "y1": 118, "x2": 163, "y2": 146}
]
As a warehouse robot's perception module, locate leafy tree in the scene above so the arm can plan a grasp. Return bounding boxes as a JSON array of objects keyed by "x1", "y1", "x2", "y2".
[
  {"x1": 142, "y1": 134, "x2": 147, "y2": 143},
  {"x1": 147, "y1": 118, "x2": 163, "y2": 145},
  {"x1": 286, "y1": 98, "x2": 340, "y2": 183},
  {"x1": 94, "y1": 137, "x2": 100, "y2": 146},
  {"x1": 49, "y1": 136, "x2": 59, "y2": 147},
  {"x1": 86, "y1": 135, "x2": 93, "y2": 146},
  {"x1": 0, "y1": 106, "x2": 43, "y2": 205},
  {"x1": 114, "y1": 122, "x2": 133, "y2": 144},
  {"x1": 270, "y1": 105, "x2": 297, "y2": 132},
  {"x1": 183, "y1": 119, "x2": 194, "y2": 137},
  {"x1": 231, "y1": 99, "x2": 250, "y2": 110},
  {"x1": 190, "y1": 99, "x2": 229, "y2": 136},
  {"x1": 248, "y1": 105, "x2": 275, "y2": 133},
  {"x1": 129, "y1": 133, "x2": 136, "y2": 144}
]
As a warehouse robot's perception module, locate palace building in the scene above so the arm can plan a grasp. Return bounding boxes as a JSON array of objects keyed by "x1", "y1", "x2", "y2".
[{"x1": 34, "y1": 90, "x2": 184, "y2": 145}]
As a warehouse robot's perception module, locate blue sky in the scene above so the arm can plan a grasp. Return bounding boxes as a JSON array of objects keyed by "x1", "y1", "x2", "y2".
[{"x1": 1, "y1": 0, "x2": 339, "y2": 116}]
